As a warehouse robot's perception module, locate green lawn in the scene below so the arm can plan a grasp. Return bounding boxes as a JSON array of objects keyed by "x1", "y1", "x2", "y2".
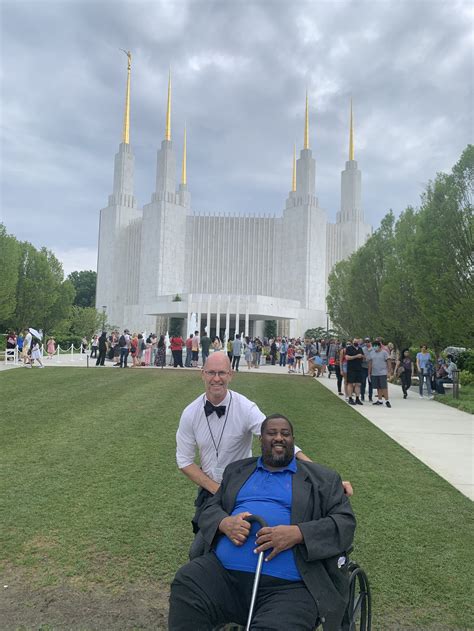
[
  {"x1": 435, "y1": 383, "x2": 474, "y2": 414},
  {"x1": 1, "y1": 368, "x2": 472, "y2": 630}
]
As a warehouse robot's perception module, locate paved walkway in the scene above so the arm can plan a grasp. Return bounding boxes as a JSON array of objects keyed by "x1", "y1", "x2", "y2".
[{"x1": 2, "y1": 356, "x2": 472, "y2": 500}]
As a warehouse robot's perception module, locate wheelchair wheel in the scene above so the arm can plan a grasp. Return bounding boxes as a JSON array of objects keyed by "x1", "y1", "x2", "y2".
[{"x1": 347, "y1": 561, "x2": 372, "y2": 631}]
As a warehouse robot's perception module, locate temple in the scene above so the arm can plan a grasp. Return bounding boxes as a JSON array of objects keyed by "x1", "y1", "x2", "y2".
[{"x1": 95, "y1": 56, "x2": 371, "y2": 338}]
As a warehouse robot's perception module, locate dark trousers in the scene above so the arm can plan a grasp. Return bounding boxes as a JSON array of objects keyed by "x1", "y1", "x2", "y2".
[
  {"x1": 119, "y1": 347, "x2": 129, "y2": 367},
  {"x1": 90, "y1": 347, "x2": 97, "y2": 358},
  {"x1": 172, "y1": 350, "x2": 183, "y2": 367},
  {"x1": 96, "y1": 349, "x2": 106, "y2": 366},
  {"x1": 436, "y1": 377, "x2": 452, "y2": 395},
  {"x1": 401, "y1": 372, "x2": 412, "y2": 395},
  {"x1": 232, "y1": 355, "x2": 241, "y2": 371},
  {"x1": 169, "y1": 552, "x2": 319, "y2": 631},
  {"x1": 335, "y1": 365, "x2": 343, "y2": 393}
]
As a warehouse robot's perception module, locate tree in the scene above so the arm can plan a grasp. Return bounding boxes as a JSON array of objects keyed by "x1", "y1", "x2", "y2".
[
  {"x1": 67, "y1": 270, "x2": 97, "y2": 308},
  {"x1": 264, "y1": 320, "x2": 277, "y2": 339},
  {"x1": 69, "y1": 306, "x2": 104, "y2": 340},
  {"x1": 0, "y1": 224, "x2": 21, "y2": 326}
]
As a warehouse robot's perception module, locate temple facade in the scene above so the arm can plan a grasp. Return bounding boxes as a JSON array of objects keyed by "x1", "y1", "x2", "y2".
[{"x1": 95, "y1": 55, "x2": 371, "y2": 338}]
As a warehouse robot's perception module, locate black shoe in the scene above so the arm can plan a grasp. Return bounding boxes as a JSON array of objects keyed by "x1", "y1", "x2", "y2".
[
  {"x1": 348, "y1": 398, "x2": 355, "y2": 405},
  {"x1": 368, "y1": 397, "x2": 373, "y2": 402},
  {"x1": 338, "y1": 391, "x2": 343, "y2": 396},
  {"x1": 403, "y1": 394, "x2": 407, "y2": 399},
  {"x1": 373, "y1": 400, "x2": 383, "y2": 406},
  {"x1": 386, "y1": 401, "x2": 392, "y2": 408},
  {"x1": 360, "y1": 395, "x2": 365, "y2": 401},
  {"x1": 355, "y1": 398, "x2": 363, "y2": 405}
]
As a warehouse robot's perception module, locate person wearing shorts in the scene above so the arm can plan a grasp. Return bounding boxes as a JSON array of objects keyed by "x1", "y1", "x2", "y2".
[
  {"x1": 368, "y1": 342, "x2": 391, "y2": 408},
  {"x1": 345, "y1": 338, "x2": 364, "y2": 405},
  {"x1": 287, "y1": 345, "x2": 295, "y2": 373}
]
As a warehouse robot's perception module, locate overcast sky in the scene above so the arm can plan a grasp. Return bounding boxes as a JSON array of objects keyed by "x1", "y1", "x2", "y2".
[{"x1": 1, "y1": 0, "x2": 472, "y2": 275}]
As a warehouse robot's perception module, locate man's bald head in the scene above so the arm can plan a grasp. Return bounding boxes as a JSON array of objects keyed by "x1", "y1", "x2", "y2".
[{"x1": 201, "y1": 352, "x2": 233, "y2": 404}]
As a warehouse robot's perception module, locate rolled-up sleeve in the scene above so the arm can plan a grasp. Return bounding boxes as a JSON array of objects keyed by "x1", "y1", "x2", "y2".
[{"x1": 176, "y1": 411, "x2": 197, "y2": 469}]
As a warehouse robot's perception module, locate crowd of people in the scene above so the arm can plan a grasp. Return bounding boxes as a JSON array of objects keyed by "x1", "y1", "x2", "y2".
[{"x1": 5, "y1": 328, "x2": 459, "y2": 400}]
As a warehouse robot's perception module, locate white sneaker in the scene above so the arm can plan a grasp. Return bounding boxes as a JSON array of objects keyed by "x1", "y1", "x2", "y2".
[
  {"x1": 419, "y1": 395, "x2": 424, "y2": 399},
  {"x1": 428, "y1": 395, "x2": 434, "y2": 400}
]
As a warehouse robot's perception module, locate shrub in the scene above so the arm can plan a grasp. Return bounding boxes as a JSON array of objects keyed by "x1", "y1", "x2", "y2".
[
  {"x1": 457, "y1": 350, "x2": 474, "y2": 374},
  {"x1": 459, "y1": 370, "x2": 474, "y2": 386}
]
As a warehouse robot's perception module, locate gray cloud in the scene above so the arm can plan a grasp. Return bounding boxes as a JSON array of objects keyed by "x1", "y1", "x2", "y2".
[{"x1": 1, "y1": 0, "x2": 472, "y2": 274}]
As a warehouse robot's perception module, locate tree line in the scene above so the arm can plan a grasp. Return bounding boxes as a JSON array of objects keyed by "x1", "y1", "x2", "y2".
[
  {"x1": 0, "y1": 226, "x2": 100, "y2": 345},
  {"x1": 327, "y1": 145, "x2": 473, "y2": 352}
]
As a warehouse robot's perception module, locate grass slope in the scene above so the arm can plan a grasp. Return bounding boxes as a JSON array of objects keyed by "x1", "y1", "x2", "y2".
[{"x1": 1, "y1": 368, "x2": 472, "y2": 630}]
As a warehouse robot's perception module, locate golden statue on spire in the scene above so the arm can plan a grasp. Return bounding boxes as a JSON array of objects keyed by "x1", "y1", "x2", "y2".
[{"x1": 120, "y1": 49, "x2": 132, "y2": 144}]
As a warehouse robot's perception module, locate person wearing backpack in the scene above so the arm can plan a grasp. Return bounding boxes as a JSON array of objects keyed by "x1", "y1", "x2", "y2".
[{"x1": 118, "y1": 329, "x2": 131, "y2": 368}]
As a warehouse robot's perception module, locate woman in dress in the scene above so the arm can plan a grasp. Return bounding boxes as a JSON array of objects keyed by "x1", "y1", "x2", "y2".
[
  {"x1": 130, "y1": 334, "x2": 139, "y2": 367},
  {"x1": 244, "y1": 336, "x2": 253, "y2": 370},
  {"x1": 46, "y1": 337, "x2": 56, "y2": 359},
  {"x1": 155, "y1": 335, "x2": 167, "y2": 369},
  {"x1": 144, "y1": 335, "x2": 153, "y2": 366},
  {"x1": 90, "y1": 335, "x2": 99, "y2": 359},
  {"x1": 30, "y1": 338, "x2": 44, "y2": 368}
]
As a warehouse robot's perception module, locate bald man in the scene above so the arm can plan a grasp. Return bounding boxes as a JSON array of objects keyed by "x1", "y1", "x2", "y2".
[{"x1": 176, "y1": 352, "x2": 352, "y2": 558}]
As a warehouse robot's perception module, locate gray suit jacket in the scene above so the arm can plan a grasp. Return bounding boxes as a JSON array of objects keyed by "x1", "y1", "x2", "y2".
[{"x1": 199, "y1": 457, "x2": 356, "y2": 631}]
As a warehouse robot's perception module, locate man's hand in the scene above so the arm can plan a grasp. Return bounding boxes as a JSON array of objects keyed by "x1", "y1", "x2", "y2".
[
  {"x1": 342, "y1": 480, "x2": 354, "y2": 496},
  {"x1": 254, "y1": 525, "x2": 303, "y2": 561},
  {"x1": 218, "y1": 512, "x2": 252, "y2": 546}
]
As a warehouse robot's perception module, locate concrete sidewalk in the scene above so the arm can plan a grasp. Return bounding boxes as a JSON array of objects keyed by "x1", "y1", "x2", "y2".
[
  {"x1": 3, "y1": 356, "x2": 472, "y2": 499},
  {"x1": 310, "y1": 370, "x2": 473, "y2": 500}
]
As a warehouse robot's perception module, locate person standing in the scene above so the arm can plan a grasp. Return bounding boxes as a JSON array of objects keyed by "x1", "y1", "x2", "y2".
[
  {"x1": 155, "y1": 335, "x2": 167, "y2": 368},
  {"x1": 226, "y1": 337, "x2": 233, "y2": 361},
  {"x1": 360, "y1": 338, "x2": 373, "y2": 402},
  {"x1": 22, "y1": 329, "x2": 32, "y2": 366},
  {"x1": 270, "y1": 338, "x2": 278, "y2": 365},
  {"x1": 231, "y1": 334, "x2": 242, "y2": 372},
  {"x1": 212, "y1": 336, "x2": 222, "y2": 352},
  {"x1": 185, "y1": 333, "x2": 194, "y2": 367},
  {"x1": 17, "y1": 332, "x2": 24, "y2": 361},
  {"x1": 200, "y1": 331, "x2": 211, "y2": 366},
  {"x1": 96, "y1": 332, "x2": 108, "y2": 366},
  {"x1": 279, "y1": 337, "x2": 288, "y2": 367},
  {"x1": 90, "y1": 335, "x2": 98, "y2": 358},
  {"x1": 119, "y1": 330, "x2": 131, "y2": 368},
  {"x1": 244, "y1": 336, "x2": 253, "y2": 370},
  {"x1": 396, "y1": 349, "x2": 413, "y2": 399},
  {"x1": 368, "y1": 341, "x2": 391, "y2": 407},
  {"x1": 30, "y1": 338, "x2": 44, "y2": 368},
  {"x1": 191, "y1": 331, "x2": 200, "y2": 367},
  {"x1": 345, "y1": 339, "x2": 364, "y2": 405},
  {"x1": 170, "y1": 334, "x2": 184, "y2": 367},
  {"x1": 46, "y1": 337, "x2": 56, "y2": 360},
  {"x1": 416, "y1": 345, "x2": 434, "y2": 399}
]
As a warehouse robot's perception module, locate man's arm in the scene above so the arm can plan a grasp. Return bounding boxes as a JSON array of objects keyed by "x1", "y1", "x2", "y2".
[
  {"x1": 179, "y1": 463, "x2": 219, "y2": 495},
  {"x1": 255, "y1": 472, "x2": 355, "y2": 562}
]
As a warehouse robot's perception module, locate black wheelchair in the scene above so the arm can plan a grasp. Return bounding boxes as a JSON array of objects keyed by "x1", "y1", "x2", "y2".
[{"x1": 217, "y1": 516, "x2": 372, "y2": 631}]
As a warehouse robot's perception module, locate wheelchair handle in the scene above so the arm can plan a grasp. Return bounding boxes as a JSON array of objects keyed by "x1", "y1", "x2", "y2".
[{"x1": 245, "y1": 514, "x2": 268, "y2": 529}]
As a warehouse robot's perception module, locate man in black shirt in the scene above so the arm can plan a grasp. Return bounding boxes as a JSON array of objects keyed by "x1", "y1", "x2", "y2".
[{"x1": 345, "y1": 338, "x2": 364, "y2": 405}]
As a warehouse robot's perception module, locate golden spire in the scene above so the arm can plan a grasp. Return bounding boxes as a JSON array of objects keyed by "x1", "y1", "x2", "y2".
[
  {"x1": 165, "y1": 69, "x2": 172, "y2": 141},
  {"x1": 304, "y1": 90, "x2": 310, "y2": 149},
  {"x1": 292, "y1": 143, "x2": 296, "y2": 192},
  {"x1": 349, "y1": 98, "x2": 354, "y2": 161},
  {"x1": 121, "y1": 50, "x2": 132, "y2": 144},
  {"x1": 181, "y1": 124, "x2": 187, "y2": 185}
]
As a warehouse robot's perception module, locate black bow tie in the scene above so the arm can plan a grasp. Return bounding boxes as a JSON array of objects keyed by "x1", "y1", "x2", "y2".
[{"x1": 204, "y1": 400, "x2": 226, "y2": 418}]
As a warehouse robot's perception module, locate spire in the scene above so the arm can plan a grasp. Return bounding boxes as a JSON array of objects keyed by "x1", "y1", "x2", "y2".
[
  {"x1": 304, "y1": 90, "x2": 310, "y2": 149},
  {"x1": 349, "y1": 98, "x2": 354, "y2": 161},
  {"x1": 292, "y1": 143, "x2": 296, "y2": 192},
  {"x1": 165, "y1": 69, "x2": 172, "y2": 141},
  {"x1": 181, "y1": 124, "x2": 187, "y2": 185},
  {"x1": 121, "y1": 50, "x2": 132, "y2": 144}
]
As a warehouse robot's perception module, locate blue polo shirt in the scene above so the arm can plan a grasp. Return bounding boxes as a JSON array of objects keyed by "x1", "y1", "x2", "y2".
[{"x1": 215, "y1": 457, "x2": 302, "y2": 581}]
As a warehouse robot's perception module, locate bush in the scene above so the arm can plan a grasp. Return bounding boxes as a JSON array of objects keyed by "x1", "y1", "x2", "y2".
[
  {"x1": 457, "y1": 350, "x2": 474, "y2": 374},
  {"x1": 459, "y1": 370, "x2": 474, "y2": 386}
]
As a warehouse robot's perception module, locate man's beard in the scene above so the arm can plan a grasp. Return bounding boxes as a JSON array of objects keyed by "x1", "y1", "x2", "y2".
[{"x1": 262, "y1": 442, "x2": 294, "y2": 468}]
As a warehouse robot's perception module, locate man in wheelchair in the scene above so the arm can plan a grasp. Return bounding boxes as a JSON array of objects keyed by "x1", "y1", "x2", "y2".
[{"x1": 169, "y1": 414, "x2": 356, "y2": 631}]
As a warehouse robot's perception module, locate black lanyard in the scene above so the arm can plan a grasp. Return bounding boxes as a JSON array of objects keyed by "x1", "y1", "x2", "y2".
[{"x1": 204, "y1": 392, "x2": 233, "y2": 462}]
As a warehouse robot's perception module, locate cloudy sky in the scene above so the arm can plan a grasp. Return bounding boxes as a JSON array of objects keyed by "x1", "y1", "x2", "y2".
[{"x1": 1, "y1": 0, "x2": 472, "y2": 275}]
